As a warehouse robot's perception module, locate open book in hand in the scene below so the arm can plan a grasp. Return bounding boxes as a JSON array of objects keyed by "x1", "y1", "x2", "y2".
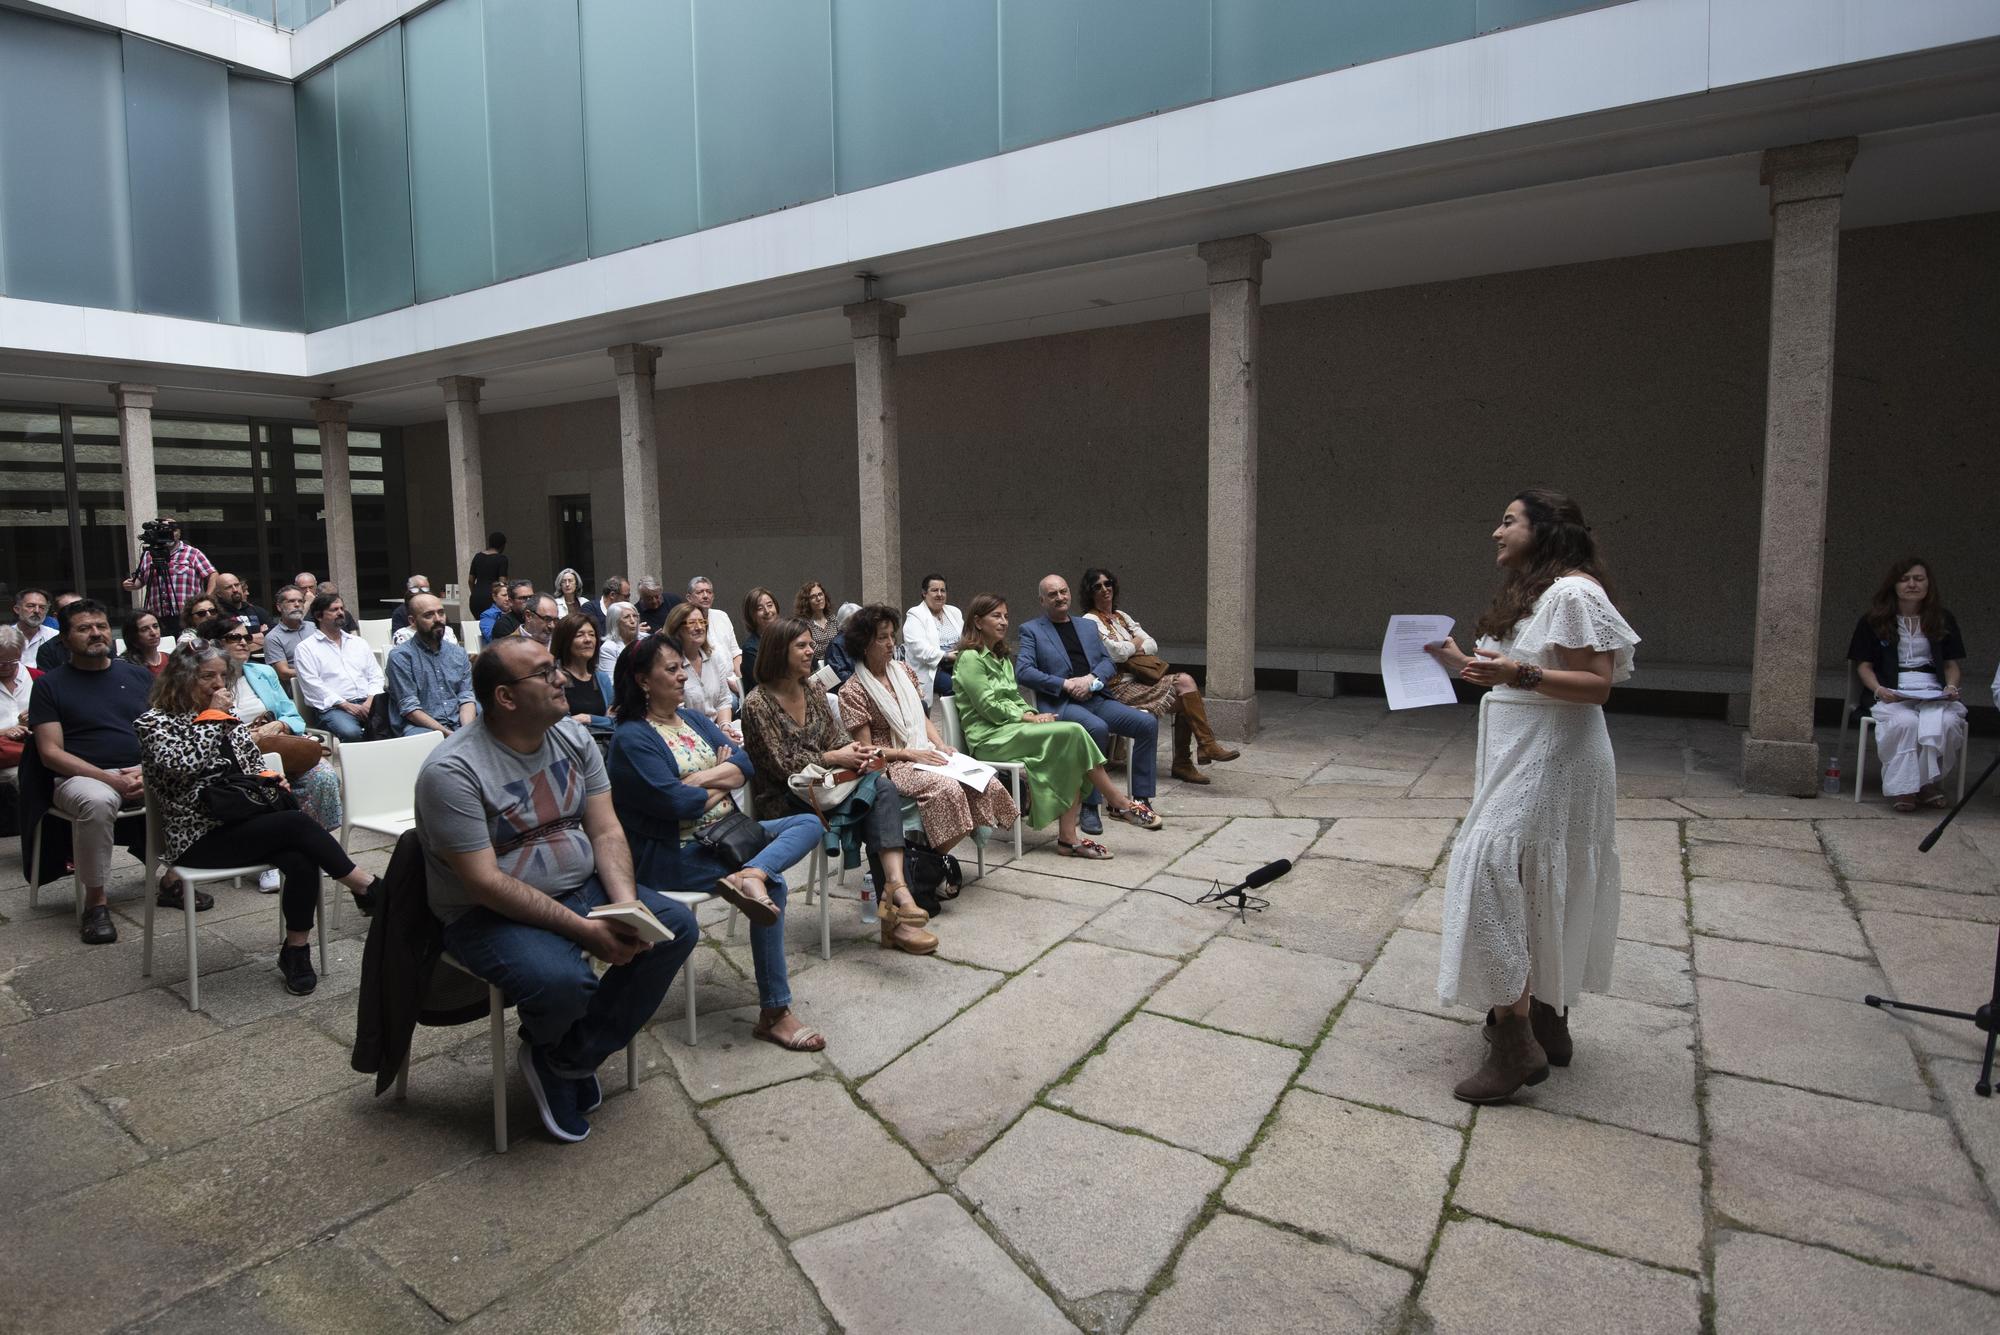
[
  {"x1": 912, "y1": 751, "x2": 998, "y2": 792},
  {"x1": 586, "y1": 900, "x2": 677, "y2": 945}
]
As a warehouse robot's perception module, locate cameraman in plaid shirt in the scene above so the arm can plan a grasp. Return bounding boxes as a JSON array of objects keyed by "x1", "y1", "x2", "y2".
[{"x1": 120, "y1": 518, "x2": 218, "y2": 637}]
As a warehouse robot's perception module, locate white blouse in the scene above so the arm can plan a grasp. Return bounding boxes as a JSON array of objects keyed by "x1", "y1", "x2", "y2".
[
  {"x1": 681, "y1": 648, "x2": 735, "y2": 723},
  {"x1": 1083, "y1": 609, "x2": 1157, "y2": 663}
]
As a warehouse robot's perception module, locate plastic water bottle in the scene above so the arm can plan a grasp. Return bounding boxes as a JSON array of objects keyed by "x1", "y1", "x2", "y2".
[
  {"x1": 859, "y1": 872, "x2": 878, "y2": 925},
  {"x1": 1822, "y1": 756, "x2": 1841, "y2": 796}
]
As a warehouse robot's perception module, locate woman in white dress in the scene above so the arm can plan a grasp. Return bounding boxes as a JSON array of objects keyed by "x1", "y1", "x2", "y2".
[
  {"x1": 1846, "y1": 558, "x2": 1967, "y2": 811},
  {"x1": 1426, "y1": 489, "x2": 1639, "y2": 1104}
]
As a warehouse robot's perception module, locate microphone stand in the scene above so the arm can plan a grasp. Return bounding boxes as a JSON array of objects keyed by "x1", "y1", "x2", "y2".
[
  {"x1": 1862, "y1": 751, "x2": 2000, "y2": 1097},
  {"x1": 1198, "y1": 872, "x2": 1279, "y2": 925}
]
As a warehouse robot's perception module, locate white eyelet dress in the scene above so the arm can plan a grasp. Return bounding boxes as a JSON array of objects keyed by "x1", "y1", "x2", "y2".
[{"x1": 1437, "y1": 576, "x2": 1641, "y2": 1012}]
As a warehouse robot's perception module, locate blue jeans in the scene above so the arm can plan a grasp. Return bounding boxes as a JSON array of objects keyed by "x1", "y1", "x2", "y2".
[
  {"x1": 1055, "y1": 695, "x2": 1157, "y2": 804},
  {"x1": 316, "y1": 699, "x2": 370, "y2": 741},
  {"x1": 440, "y1": 875, "x2": 698, "y2": 1078},
  {"x1": 932, "y1": 665, "x2": 955, "y2": 698},
  {"x1": 741, "y1": 814, "x2": 823, "y2": 1010}
]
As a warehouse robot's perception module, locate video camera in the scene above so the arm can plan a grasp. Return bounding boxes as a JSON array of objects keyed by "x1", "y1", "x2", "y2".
[{"x1": 138, "y1": 517, "x2": 179, "y2": 562}]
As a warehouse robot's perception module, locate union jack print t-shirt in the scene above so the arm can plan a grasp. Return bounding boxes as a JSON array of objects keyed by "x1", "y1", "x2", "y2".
[{"x1": 414, "y1": 717, "x2": 610, "y2": 925}]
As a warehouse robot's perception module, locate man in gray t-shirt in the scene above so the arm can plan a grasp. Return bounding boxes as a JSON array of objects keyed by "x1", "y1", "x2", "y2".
[
  {"x1": 412, "y1": 637, "x2": 697, "y2": 1145},
  {"x1": 261, "y1": 584, "x2": 310, "y2": 679}
]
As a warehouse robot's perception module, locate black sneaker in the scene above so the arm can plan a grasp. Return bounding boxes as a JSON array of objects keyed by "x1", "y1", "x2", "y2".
[
  {"x1": 519, "y1": 1040, "x2": 590, "y2": 1143},
  {"x1": 277, "y1": 943, "x2": 318, "y2": 995},
  {"x1": 578, "y1": 1071, "x2": 604, "y2": 1115},
  {"x1": 80, "y1": 904, "x2": 118, "y2": 945}
]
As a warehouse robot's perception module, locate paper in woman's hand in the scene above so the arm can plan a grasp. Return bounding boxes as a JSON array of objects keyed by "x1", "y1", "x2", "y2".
[{"x1": 1382, "y1": 616, "x2": 1458, "y2": 710}]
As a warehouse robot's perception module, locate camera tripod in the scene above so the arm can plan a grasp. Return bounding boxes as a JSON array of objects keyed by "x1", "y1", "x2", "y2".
[{"x1": 1863, "y1": 751, "x2": 2000, "y2": 1097}]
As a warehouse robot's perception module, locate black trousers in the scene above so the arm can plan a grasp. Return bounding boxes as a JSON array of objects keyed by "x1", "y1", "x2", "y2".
[{"x1": 179, "y1": 811, "x2": 357, "y2": 933}]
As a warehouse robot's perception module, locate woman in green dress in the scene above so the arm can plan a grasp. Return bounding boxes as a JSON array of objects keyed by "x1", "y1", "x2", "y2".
[{"x1": 952, "y1": 593, "x2": 1147, "y2": 860}]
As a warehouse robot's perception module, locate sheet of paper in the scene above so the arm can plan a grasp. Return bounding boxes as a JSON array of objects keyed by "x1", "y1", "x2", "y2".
[
  {"x1": 1382, "y1": 615, "x2": 1458, "y2": 711},
  {"x1": 914, "y1": 751, "x2": 999, "y2": 792}
]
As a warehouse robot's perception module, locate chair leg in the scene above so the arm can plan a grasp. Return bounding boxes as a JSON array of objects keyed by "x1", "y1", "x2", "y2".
[
  {"x1": 626, "y1": 1040, "x2": 638, "y2": 1092},
  {"x1": 726, "y1": 906, "x2": 739, "y2": 940},
  {"x1": 184, "y1": 875, "x2": 201, "y2": 1013},
  {"x1": 394, "y1": 1052, "x2": 410, "y2": 1100},
  {"x1": 1856, "y1": 721, "x2": 1870, "y2": 804},
  {"x1": 1011, "y1": 772, "x2": 1025, "y2": 859},
  {"x1": 814, "y1": 847, "x2": 831, "y2": 961},
  {"x1": 315, "y1": 877, "x2": 328, "y2": 975},
  {"x1": 142, "y1": 865, "x2": 157, "y2": 978},
  {"x1": 684, "y1": 961, "x2": 699, "y2": 1046},
  {"x1": 489, "y1": 984, "x2": 507, "y2": 1154},
  {"x1": 27, "y1": 819, "x2": 41, "y2": 909}
]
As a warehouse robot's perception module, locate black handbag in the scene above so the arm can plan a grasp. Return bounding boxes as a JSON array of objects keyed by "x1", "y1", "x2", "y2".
[
  {"x1": 693, "y1": 807, "x2": 771, "y2": 870},
  {"x1": 198, "y1": 762, "x2": 298, "y2": 825},
  {"x1": 904, "y1": 838, "x2": 962, "y2": 910}
]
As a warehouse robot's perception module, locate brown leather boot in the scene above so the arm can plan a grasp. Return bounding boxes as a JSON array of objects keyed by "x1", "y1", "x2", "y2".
[
  {"x1": 1170, "y1": 714, "x2": 1208, "y2": 784},
  {"x1": 1484, "y1": 998, "x2": 1572, "y2": 1067},
  {"x1": 1180, "y1": 691, "x2": 1239, "y2": 762},
  {"x1": 1454, "y1": 1010, "x2": 1549, "y2": 1104}
]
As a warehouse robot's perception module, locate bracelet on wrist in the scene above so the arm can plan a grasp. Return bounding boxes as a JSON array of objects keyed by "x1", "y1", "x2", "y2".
[{"x1": 1514, "y1": 661, "x2": 1544, "y2": 691}]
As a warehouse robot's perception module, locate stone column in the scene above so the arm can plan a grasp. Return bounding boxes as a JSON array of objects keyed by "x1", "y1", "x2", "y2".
[
  {"x1": 312, "y1": 398, "x2": 359, "y2": 602},
  {"x1": 110, "y1": 383, "x2": 157, "y2": 610},
  {"x1": 438, "y1": 376, "x2": 487, "y2": 603},
  {"x1": 608, "y1": 344, "x2": 663, "y2": 588},
  {"x1": 1742, "y1": 139, "x2": 1857, "y2": 796},
  {"x1": 844, "y1": 299, "x2": 905, "y2": 606},
  {"x1": 1198, "y1": 235, "x2": 1271, "y2": 740}
]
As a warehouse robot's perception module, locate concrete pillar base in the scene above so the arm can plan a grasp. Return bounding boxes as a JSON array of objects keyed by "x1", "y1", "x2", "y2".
[
  {"x1": 1725, "y1": 692, "x2": 1750, "y2": 727},
  {"x1": 1297, "y1": 671, "x2": 1340, "y2": 698},
  {"x1": 1203, "y1": 695, "x2": 1260, "y2": 740},
  {"x1": 1741, "y1": 737, "x2": 1822, "y2": 797}
]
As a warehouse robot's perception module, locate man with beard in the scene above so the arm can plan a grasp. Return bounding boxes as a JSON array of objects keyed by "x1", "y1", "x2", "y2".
[
  {"x1": 262, "y1": 585, "x2": 312, "y2": 682},
  {"x1": 213, "y1": 573, "x2": 270, "y2": 635},
  {"x1": 385, "y1": 592, "x2": 475, "y2": 736}
]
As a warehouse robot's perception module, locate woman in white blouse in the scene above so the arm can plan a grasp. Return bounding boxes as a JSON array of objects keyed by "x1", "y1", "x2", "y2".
[
  {"x1": 1080, "y1": 567, "x2": 1239, "y2": 785},
  {"x1": 901, "y1": 573, "x2": 963, "y2": 705},
  {"x1": 664, "y1": 600, "x2": 740, "y2": 743},
  {"x1": 551, "y1": 567, "x2": 584, "y2": 618},
  {"x1": 597, "y1": 601, "x2": 640, "y2": 677},
  {"x1": 1846, "y1": 558, "x2": 1968, "y2": 811}
]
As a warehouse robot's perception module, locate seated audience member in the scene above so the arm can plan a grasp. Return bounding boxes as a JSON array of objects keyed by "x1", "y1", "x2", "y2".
[
  {"x1": 1848, "y1": 556, "x2": 1969, "y2": 812},
  {"x1": 28, "y1": 599, "x2": 161, "y2": 943},
  {"x1": 739, "y1": 587, "x2": 780, "y2": 684},
  {"x1": 490, "y1": 579, "x2": 536, "y2": 641},
  {"x1": 581, "y1": 575, "x2": 628, "y2": 635},
  {"x1": 15, "y1": 588, "x2": 56, "y2": 660},
  {"x1": 317, "y1": 583, "x2": 361, "y2": 634},
  {"x1": 261, "y1": 585, "x2": 311, "y2": 680},
  {"x1": 515, "y1": 593, "x2": 559, "y2": 646},
  {"x1": 293, "y1": 571, "x2": 321, "y2": 604},
  {"x1": 478, "y1": 579, "x2": 510, "y2": 644},
  {"x1": 417, "y1": 636, "x2": 697, "y2": 1144},
  {"x1": 34, "y1": 592, "x2": 83, "y2": 671},
  {"x1": 293, "y1": 591, "x2": 384, "y2": 742},
  {"x1": 388, "y1": 575, "x2": 432, "y2": 635},
  {"x1": 467, "y1": 532, "x2": 507, "y2": 616},
  {"x1": 198, "y1": 618, "x2": 344, "y2": 838},
  {"x1": 903, "y1": 574, "x2": 962, "y2": 705},
  {"x1": 385, "y1": 593, "x2": 475, "y2": 736},
  {"x1": 838, "y1": 604, "x2": 1017, "y2": 860},
  {"x1": 213, "y1": 572, "x2": 270, "y2": 634},
  {"x1": 1016, "y1": 574, "x2": 1163, "y2": 835},
  {"x1": 552, "y1": 568, "x2": 584, "y2": 618},
  {"x1": 0, "y1": 626, "x2": 31, "y2": 771},
  {"x1": 795, "y1": 581, "x2": 838, "y2": 663},
  {"x1": 552, "y1": 613, "x2": 615, "y2": 732},
  {"x1": 1079, "y1": 566, "x2": 1239, "y2": 786},
  {"x1": 176, "y1": 592, "x2": 222, "y2": 647},
  {"x1": 121, "y1": 612, "x2": 170, "y2": 675},
  {"x1": 744, "y1": 616, "x2": 936, "y2": 956},
  {"x1": 686, "y1": 576, "x2": 742, "y2": 687},
  {"x1": 953, "y1": 593, "x2": 1149, "y2": 860},
  {"x1": 633, "y1": 576, "x2": 678, "y2": 633},
  {"x1": 606, "y1": 635, "x2": 824, "y2": 1047},
  {"x1": 138, "y1": 643, "x2": 380, "y2": 994},
  {"x1": 598, "y1": 602, "x2": 641, "y2": 677},
  {"x1": 663, "y1": 601, "x2": 739, "y2": 742}
]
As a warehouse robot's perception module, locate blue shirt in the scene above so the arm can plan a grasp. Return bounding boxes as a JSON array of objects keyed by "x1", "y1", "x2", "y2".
[
  {"x1": 385, "y1": 634, "x2": 474, "y2": 730},
  {"x1": 478, "y1": 603, "x2": 503, "y2": 645}
]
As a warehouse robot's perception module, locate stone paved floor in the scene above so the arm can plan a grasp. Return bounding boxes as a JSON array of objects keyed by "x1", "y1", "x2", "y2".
[{"x1": 3, "y1": 693, "x2": 2000, "y2": 1333}]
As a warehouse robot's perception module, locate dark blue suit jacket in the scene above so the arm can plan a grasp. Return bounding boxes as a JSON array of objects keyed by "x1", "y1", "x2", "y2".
[{"x1": 1015, "y1": 615, "x2": 1115, "y2": 712}]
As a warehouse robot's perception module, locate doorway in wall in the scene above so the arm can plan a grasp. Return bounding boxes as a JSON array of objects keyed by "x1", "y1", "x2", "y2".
[{"x1": 551, "y1": 495, "x2": 592, "y2": 583}]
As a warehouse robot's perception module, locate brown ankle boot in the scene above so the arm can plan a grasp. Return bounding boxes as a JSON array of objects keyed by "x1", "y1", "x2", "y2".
[
  {"x1": 1170, "y1": 714, "x2": 1208, "y2": 784},
  {"x1": 1180, "y1": 691, "x2": 1239, "y2": 762},
  {"x1": 1484, "y1": 999, "x2": 1572, "y2": 1067},
  {"x1": 1455, "y1": 1010, "x2": 1549, "y2": 1104}
]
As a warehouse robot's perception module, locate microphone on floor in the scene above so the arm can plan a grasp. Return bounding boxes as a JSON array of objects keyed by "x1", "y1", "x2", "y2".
[{"x1": 1199, "y1": 858, "x2": 1293, "y2": 923}]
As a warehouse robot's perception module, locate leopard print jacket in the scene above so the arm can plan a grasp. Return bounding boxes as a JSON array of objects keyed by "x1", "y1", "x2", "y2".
[{"x1": 135, "y1": 710, "x2": 266, "y2": 867}]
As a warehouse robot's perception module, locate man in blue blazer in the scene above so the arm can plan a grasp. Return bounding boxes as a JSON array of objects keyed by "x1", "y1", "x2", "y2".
[{"x1": 1016, "y1": 574, "x2": 1162, "y2": 834}]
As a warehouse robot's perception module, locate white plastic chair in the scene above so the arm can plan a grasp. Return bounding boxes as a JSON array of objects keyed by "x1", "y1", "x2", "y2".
[
  {"x1": 1843, "y1": 669, "x2": 1969, "y2": 806},
  {"x1": 334, "y1": 731, "x2": 447, "y2": 927},
  {"x1": 392, "y1": 952, "x2": 639, "y2": 1153},
  {"x1": 142, "y1": 755, "x2": 326, "y2": 1013},
  {"x1": 939, "y1": 696, "x2": 1027, "y2": 871},
  {"x1": 28, "y1": 802, "x2": 145, "y2": 923}
]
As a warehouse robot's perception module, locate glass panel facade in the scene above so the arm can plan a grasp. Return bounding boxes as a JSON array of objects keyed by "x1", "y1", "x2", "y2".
[
  {"x1": 0, "y1": 10, "x2": 134, "y2": 310},
  {"x1": 998, "y1": 0, "x2": 1213, "y2": 151},
  {"x1": 579, "y1": 0, "x2": 699, "y2": 255},
  {"x1": 229, "y1": 74, "x2": 306, "y2": 330},
  {"x1": 691, "y1": 0, "x2": 836, "y2": 229},
  {"x1": 484, "y1": 0, "x2": 588, "y2": 281},
  {"x1": 295, "y1": 66, "x2": 347, "y2": 329},
  {"x1": 1215, "y1": 1, "x2": 1475, "y2": 97},
  {"x1": 123, "y1": 37, "x2": 239, "y2": 324},
  {"x1": 833, "y1": 0, "x2": 999, "y2": 194},
  {"x1": 335, "y1": 26, "x2": 416, "y2": 321},
  {"x1": 406, "y1": 0, "x2": 496, "y2": 301},
  {"x1": 1479, "y1": 1, "x2": 1610, "y2": 34}
]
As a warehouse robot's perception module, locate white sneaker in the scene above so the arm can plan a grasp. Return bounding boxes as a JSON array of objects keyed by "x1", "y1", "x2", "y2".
[{"x1": 258, "y1": 868, "x2": 282, "y2": 893}]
